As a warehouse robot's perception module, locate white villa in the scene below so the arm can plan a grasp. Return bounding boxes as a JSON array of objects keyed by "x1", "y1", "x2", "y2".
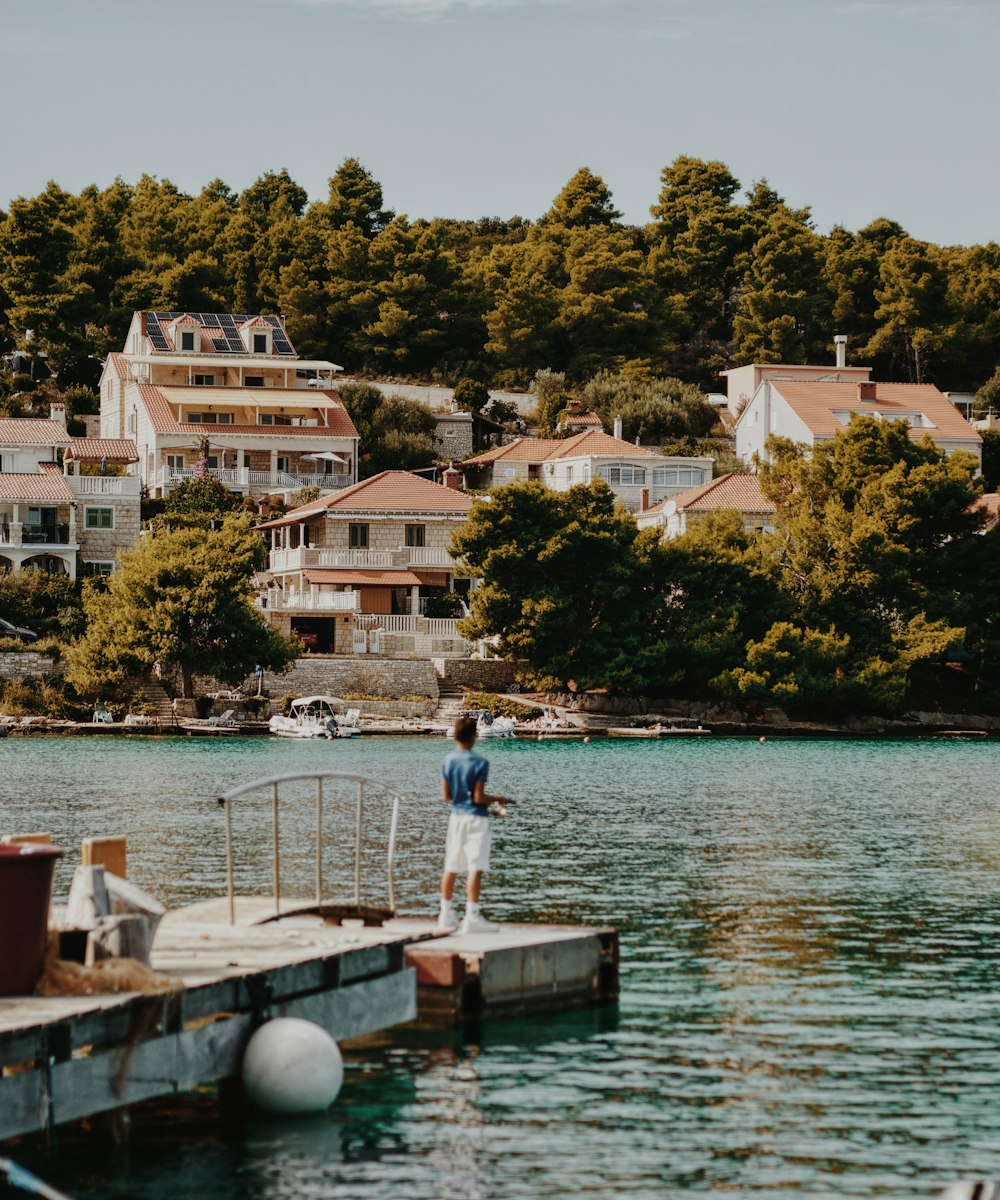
[
  {"x1": 734, "y1": 377, "x2": 983, "y2": 467},
  {"x1": 461, "y1": 430, "x2": 714, "y2": 511},
  {"x1": 99, "y1": 312, "x2": 359, "y2": 498},
  {"x1": 0, "y1": 414, "x2": 141, "y2": 579},
  {"x1": 258, "y1": 470, "x2": 474, "y2": 658}
]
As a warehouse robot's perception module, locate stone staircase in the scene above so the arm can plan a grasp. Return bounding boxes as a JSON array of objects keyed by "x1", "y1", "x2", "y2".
[
  {"x1": 141, "y1": 680, "x2": 177, "y2": 727},
  {"x1": 433, "y1": 676, "x2": 466, "y2": 727}
]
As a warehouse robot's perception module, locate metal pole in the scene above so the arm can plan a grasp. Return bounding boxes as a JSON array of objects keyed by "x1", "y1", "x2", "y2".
[
  {"x1": 315, "y1": 777, "x2": 323, "y2": 906},
  {"x1": 224, "y1": 799, "x2": 235, "y2": 925},
  {"x1": 387, "y1": 795, "x2": 400, "y2": 913},
  {"x1": 272, "y1": 781, "x2": 281, "y2": 917},
  {"x1": 354, "y1": 780, "x2": 364, "y2": 907}
]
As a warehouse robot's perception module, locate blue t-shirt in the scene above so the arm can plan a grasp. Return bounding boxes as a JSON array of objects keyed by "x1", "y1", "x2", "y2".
[{"x1": 442, "y1": 748, "x2": 490, "y2": 816}]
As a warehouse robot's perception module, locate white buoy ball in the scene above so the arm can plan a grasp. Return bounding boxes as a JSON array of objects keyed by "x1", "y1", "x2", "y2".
[{"x1": 241, "y1": 1018, "x2": 344, "y2": 1114}]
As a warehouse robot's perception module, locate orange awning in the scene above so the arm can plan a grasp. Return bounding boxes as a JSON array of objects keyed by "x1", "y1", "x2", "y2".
[{"x1": 303, "y1": 568, "x2": 422, "y2": 587}]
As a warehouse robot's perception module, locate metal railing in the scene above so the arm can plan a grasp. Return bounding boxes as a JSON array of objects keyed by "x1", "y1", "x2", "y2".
[
  {"x1": 215, "y1": 771, "x2": 409, "y2": 924},
  {"x1": 160, "y1": 467, "x2": 353, "y2": 492}
]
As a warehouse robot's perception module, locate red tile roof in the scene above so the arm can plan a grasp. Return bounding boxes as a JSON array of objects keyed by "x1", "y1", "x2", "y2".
[
  {"x1": 644, "y1": 473, "x2": 775, "y2": 516},
  {"x1": 562, "y1": 411, "x2": 603, "y2": 429},
  {"x1": 303, "y1": 568, "x2": 423, "y2": 587},
  {"x1": 66, "y1": 438, "x2": 139, "y2": 463},
  {"x1": 106, "y1": 352, "x2": 131, "y2": 381},
  {"x1": 0, "y1": 468, "x2": 74, "y2": 502},
  {"x1": 135, "y1": 384, "x2": 358, "y2": 439},
  {"x1": 261, "y1": 471, "x2": 473, "y2": 527},
  {"x1": 464, "y1": 429, "x2": 658, "y2": 467},
  {"x1": 768, "y1": 381, "x2": 981, "y2": 443},
  {"x1": 0, "y1": 419, "x2": 72, "y2": 446},
  {"x1": 547, "y1": 430, "x2": 660, "y2": 459}
]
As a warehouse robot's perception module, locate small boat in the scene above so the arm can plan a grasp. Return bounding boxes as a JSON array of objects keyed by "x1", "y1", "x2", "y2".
[
  {"x1": 269, "y1": 696, "x2": 361, "y2": 740},
  {"x1": 447, "y1": 709, "x2": 516, "y2": 739}
]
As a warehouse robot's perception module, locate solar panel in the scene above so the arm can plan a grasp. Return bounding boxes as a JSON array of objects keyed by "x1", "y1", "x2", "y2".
[
  {"x1": 146, "y1": 315, "x2": 170, "y2": 351},
  {"x1": 212, "y1": 338, "x2": 229, "y2": 352}
]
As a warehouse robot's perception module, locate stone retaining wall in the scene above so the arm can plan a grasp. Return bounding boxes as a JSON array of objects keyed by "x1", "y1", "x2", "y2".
[
  {"x1": 434, "y1": 659, "x2": 523, "y2": 691},
  {"x1": 264, "y1": 657, "x2": 440, "y2": 700},
  {"x1": 0, "y1": 652, "x2": 58, "y2": 681}
]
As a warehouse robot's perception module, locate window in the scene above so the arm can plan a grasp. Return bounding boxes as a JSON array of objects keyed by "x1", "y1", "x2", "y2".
[
  {"x1": 188, "y1": 413, "x2": 215, "y2": 424},
  {"x1": 565, "y1": 465, "x2": 574, "y2": 483},
  {"x1": 83, "y1": 561, "x2": 114, "y2": 577},
  {"x1": 217, "y1": 413, "x2": 233, "y2": 425},
  {"x1": 85, "y1": 507, "x2": 114, "y2": 530},
  {"x1": 349, "y1": 523, "x2": 369, "y2": 549},
  {"x1": 194, "y1": 374, "x2": 215, "y2": 386},
  {"x1": 166, "y1": 454, "x2": 184, "y2": 471},
  {"x1": 503, "y1": 468, "x2": 516, "y2": 479},
  {"x1": 127, "y1": 410, "x2": 137, "y2": 435},
  {"x1": 405, "y1": 524, "x2": 425, "y2": 548},
  {"x1": 244, "y1": 376, "x2": 264, "y2": 388},
  {"x1": 207, "y1": 456, "x2": 220, "y2": 470},
  {"x1": 260, "y1": 413, "x2": 291, "y2": 425},
  {"x1": 252, "y1": 334, "x2": 267, "y2": 354},
  {"x1": 598, "y1": 463, "x2": 646, "y2": 486},
  {"x1": 652, "y1": 466, "x2": 708, "y2": 488},
  {"x1": 0, "y1": 454, "x2": 12, "y2": 473},
  {"x1": 276, "y1": 456, "x2": 291, "y2": 474},
  {"x1": 180, "y1": 331, "x2": 195, "y2": 351}
]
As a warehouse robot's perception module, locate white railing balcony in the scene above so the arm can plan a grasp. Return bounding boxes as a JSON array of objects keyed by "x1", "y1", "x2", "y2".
[
  {"x1": 159, "y1": 468, "x2": 353, "y2": 493},
  {"x1": 354, "y1": 614, "x2": 463, "y2": 638},
  {"x1": 405, "y1": 548, "x2": 455, "y2": 568},
  {"x1": 66, "y1": 474, "x2": 142, "y2": 497},
  {"x1": 257, "y1": 588, "x2": 361, "y2": 613}
]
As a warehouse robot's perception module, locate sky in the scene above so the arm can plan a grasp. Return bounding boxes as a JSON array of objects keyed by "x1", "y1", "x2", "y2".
[{"x1": 0, "y1": 0, "x2": 996, "y2": 245}]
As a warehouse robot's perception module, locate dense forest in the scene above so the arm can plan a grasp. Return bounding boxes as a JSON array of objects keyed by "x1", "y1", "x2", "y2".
[{"x1": 2, "y1": 156, "x2": 999, "y2": 397}]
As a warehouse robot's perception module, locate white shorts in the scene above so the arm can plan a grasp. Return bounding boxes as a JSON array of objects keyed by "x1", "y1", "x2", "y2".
[{"x1": 444, "y1": 811, "x2": 492, "y2": 874}]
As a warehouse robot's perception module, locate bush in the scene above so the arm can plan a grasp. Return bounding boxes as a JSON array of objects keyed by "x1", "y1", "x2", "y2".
[
  {"x1": 0, "y1": 572, "x2": 84, "y2": 638},
  {"x1": 463, "y1": 691, "x2": 540, "y2": 720}
]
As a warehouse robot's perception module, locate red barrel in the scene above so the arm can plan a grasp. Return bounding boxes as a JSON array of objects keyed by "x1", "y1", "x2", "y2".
[{"x1": 0, "y1": 844, "x2": 63, "y2": 996}]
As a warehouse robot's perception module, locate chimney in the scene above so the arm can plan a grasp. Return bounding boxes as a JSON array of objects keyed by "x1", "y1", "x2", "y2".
[
  {"x1": 640, "y1": 487, "x2": 649, "y2": 512},
  {"x1": 442, "y1": 463, "x2": 461, "y2": 490},
  {"x1": 49, "y1": 402, "x2": 66, "y2": 427},
  {"x1": 613, "y1": 415, "x2": 623, "y2": 440},
  {"x1": 834, "y1": 334, "x2": 847, "y2": 369},
  {"x1": 858, "y1": 381, "x2": 877, "y2": 403},
  {"x1": 567, "y1": 398, "x2": 582, "y2": 414}
]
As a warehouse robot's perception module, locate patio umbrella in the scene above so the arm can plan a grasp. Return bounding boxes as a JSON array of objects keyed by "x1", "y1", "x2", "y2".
[{"x1": 300, "y1": 451, "x2": 347, "y2": 464}]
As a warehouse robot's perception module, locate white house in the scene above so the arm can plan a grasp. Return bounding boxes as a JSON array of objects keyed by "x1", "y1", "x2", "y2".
[
  {"x1": 636, "y1": 473, "x2": 775, "y2": 540},
  {"x1": 0, "y1": 416, "x2": 141, "y2": 579},
  {"x1": 99, "y1": 312, "x2": 359, "y2": 498},
  {"x1": 462, "y1": 430, "x2": 714, "y2": 511},
  {"x1": 735, "y1": 378, "x2": 982, "y2": 467}
]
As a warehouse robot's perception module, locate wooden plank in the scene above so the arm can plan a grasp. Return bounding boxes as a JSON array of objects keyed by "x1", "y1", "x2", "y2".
[
  {"x1": 0, "y1": 970, "x2": 417, "y2": 1140},
  {"x1": 0, "y1": 832, "x2": 52, "y2": 846},
  {"x1": 81, "y1": 836, "x2": 127, "y2": 878}
]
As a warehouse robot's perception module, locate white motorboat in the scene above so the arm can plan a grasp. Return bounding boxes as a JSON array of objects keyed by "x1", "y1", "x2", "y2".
[{"x1": 269, "y1": 696, "x2": 361, "y2": 739}]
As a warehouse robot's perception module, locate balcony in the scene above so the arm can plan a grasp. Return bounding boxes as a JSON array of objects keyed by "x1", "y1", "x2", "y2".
[
  {"x1": 157, "y1": 468, "x2": 353, "y2": 494},
  {"x1": 0, "y1": 520, "x2": 78, "y2": 552},
  {"x1": 268, "y1": 546, "x2": 456, "y2": 572},
  {"x1": 257, "y1": 588, "x2": 361, "y2": 613},
  {"x1": 66, "y1": 475, "x2": 142, "y2": 498}
]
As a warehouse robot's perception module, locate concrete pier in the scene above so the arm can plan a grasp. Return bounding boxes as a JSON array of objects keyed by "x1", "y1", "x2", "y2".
[{"x1": 395, "y1": 920, "x2": 619, "y2": 1024}]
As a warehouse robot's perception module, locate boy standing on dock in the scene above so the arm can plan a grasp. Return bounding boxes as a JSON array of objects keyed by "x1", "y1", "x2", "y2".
[{"x1": 439, "y1": 715, "x2": 506, "y2": 934}]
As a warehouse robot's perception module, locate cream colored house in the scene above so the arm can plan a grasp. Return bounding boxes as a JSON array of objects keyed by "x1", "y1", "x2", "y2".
[
  {"x1": 636, "y1": 473, "x2": 775, "y2": 540},
  {"x1": 99, "y1": 312, "x2": 359, "y2": 498},
  {"x1": 0, "y1": 417, "x2": 141, "y2": 579},
  {"x1": 258, "y1": 470, "x2": 474, "y2": 657},
  {"x1": 735, "y1": 378, "x2": 982, "y2": 467},
  {"x1": 462, "y1": 430, "x2": 714, "y2": 511}
]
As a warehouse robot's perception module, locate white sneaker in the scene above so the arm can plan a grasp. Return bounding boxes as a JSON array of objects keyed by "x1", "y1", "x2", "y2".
[
  {"x1": 460, "y1": 913, "x2": 500, "y2": 935},
  {"x1": 437, "y1": 909, "x2": 459, "y2": 932}
]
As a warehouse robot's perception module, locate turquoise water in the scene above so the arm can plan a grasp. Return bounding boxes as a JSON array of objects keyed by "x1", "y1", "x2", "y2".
[{"x1": 5, "y1": 735, "x2": 1000, "y2": 1198}]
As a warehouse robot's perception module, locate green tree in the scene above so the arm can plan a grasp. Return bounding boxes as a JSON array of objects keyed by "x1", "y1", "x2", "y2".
[
  {"x1": 452, "y1": 378, "x2": 490, "y2": 414},
  {"x1": 67, "y1": 517, "x2": 297, "y2": 698},
  {"x1": 0, "y1": 571, "x2": 84, "y2": 639},
  {"x1": 160, "y1": 475, "x2": 245, "y2": 528},
  {"x1": 582, "y1": 371, "x2": 716, "y2": 441},
  {"x1": 544, "y1": 168, "x2": 621, "y2": 229},
  {"x1": 451, "y1": 481, "x2": 670, "y2": 691},
  {"x1": 531, "y1": 368, "x2": 570, "y2": 436},
  {"x1": 339, "y1": 384, "x2": 438, "y2": 476}
]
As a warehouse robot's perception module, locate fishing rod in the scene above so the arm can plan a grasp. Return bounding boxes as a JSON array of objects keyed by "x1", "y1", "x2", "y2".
[{"x1": 0, "y1": 1158, "x2": 76, "y2": 1200}]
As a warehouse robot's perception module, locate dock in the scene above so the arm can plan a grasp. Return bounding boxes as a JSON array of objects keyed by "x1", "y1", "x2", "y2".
[{"x1": 0, "y1": 769, "x2": 620, "y2": 1142}]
